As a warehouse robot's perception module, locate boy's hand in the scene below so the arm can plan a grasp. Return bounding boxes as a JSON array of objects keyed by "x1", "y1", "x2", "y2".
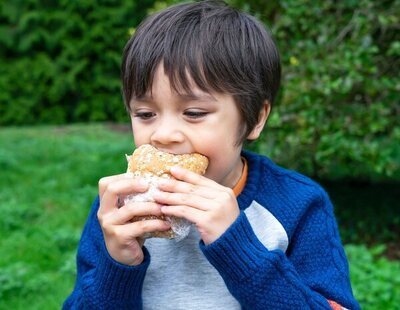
[
  {"x1": 97, "y1": 174, "x2": 171, "y2": 266},
  {"x1": 155, "y1": 166, "x2": 240, "y2": 245}
]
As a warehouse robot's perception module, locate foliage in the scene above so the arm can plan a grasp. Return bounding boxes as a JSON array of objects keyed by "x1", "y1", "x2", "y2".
[
  {"x1": 0, "y1": 124, "x2": 398, "y2": 309},
  {"x1": 231, "y1": 0, "x2": 400, "y2": 181},
  {"x1": 345, "y1": 244, "x2": 400, "y2": 310},
  {"x1": 0, "y1": 0, "x2": 399, "y2": 182},
  {"x1": 0, "y1": 0, "x2": 154, "y2": 125}
]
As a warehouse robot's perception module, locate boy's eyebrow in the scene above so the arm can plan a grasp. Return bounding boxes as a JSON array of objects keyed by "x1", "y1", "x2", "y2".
[{"x1": 132, "y1": 96, "x2": 153, "y2": 103}]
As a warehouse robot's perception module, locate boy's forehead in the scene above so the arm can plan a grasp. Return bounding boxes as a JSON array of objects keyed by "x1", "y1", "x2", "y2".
[{"x1": 130, "y1": 62, "x2": 235, "y2": 105}]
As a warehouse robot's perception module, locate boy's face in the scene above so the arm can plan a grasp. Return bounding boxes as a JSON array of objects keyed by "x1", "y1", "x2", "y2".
[{"x1": 129, "y1": 65, "x2": 244, "y2": 188}]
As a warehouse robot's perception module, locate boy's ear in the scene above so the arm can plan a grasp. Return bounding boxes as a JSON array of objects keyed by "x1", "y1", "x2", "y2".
[{"x1": 247, "y1": 101, "x2": 271, "y2": 140}]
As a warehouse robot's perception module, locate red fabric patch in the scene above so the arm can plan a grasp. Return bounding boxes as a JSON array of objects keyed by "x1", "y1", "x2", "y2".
[{"x1": 328, "y1": 300, "x2": 342, "y2": 310}]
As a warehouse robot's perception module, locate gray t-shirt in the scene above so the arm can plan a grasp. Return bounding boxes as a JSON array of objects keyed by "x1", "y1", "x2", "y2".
[{"x1": 142, "y1": 226, "x2": 241, "y2": 309}]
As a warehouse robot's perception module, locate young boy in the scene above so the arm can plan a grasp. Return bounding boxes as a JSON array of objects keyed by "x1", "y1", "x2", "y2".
[{"x1": 64, "y1": 1, "x2": 359, "y2": 309}]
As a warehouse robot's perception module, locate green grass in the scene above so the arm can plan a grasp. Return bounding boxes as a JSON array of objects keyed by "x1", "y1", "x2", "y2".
[
  {"x1": 0, "y1": 124, "x2": 399, "y2": 309},
  {"x1": 0, "y1": 124, "x2": 132, "y2": 309}
]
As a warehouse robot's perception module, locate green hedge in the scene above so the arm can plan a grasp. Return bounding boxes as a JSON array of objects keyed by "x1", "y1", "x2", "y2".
[
  {"x1": 234, "y1": 0, "x2": 400, "y2": 181},
  {"x1": 1, "y1": 0, "x2": 399, "y2": 181},
  {"x1": 0, "y1": 0, "x2": 153, "y2": 124},
  {"x1": 345, "y1": 244, "x2": 400, "y2": 310}
]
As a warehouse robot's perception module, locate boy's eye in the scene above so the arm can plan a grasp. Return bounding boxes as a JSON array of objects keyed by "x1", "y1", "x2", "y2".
[
  {"x1": 184, "y1": 110, "x2": 208, "y2": 119},
  {"x1": 134, "y1": 112, "x2": 156, "y2": 120}
]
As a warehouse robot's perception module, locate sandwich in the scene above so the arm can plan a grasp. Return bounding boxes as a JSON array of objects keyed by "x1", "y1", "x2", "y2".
[{"x1": 124, "y1": 144, "x2": 208, "y2": 240}]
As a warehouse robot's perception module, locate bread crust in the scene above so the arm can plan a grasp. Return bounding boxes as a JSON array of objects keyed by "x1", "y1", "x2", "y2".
[
  {"x1": 127, "y1": 144, "x2": 208, "y2": 178},
  {"x1": 126, "y1": 144, "x2": 208, "y2": 239}
]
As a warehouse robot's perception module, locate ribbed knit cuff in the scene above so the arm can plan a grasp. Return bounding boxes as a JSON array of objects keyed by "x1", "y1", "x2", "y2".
[
  {"x1": 90, "y1": 243, "x2": 150, "y2": 302},
  {"x1": 200, "y1": 212, "x2": 270, "y2": 283}
]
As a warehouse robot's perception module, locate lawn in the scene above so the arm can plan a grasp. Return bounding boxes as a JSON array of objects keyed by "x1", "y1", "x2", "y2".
[{"x1": 0, "y1": 124, "x2": 399, "y2": 309}]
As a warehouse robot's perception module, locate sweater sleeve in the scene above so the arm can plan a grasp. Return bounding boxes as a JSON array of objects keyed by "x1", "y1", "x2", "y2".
[
  {"x1": 63, "y1": 197, "x2": 149, "y2": 310},
  {"x1": 200, "y1": 191, "x2": 360, "y2": 310}
]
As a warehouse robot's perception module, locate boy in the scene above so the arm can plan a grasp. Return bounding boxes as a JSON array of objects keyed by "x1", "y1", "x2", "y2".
[{"x1": 64, "y1": 1, "x2": 359, "y2": 309}]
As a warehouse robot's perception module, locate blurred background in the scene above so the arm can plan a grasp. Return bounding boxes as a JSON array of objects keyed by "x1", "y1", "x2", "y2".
[{"x1": 0, "y1": 0, "x2": 399, "y2": 308}]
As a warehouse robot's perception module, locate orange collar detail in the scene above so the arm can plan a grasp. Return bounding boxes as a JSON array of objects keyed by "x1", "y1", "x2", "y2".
[{"x1": 232, "y1": 157, "x2": 248, "y2": 197}]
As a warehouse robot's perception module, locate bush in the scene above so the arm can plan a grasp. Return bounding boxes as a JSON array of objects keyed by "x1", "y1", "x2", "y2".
[
  {"x1": 346, "y1": 244, "x2": 400, "y2": 310},
  {"x1": 234, "y1": 0, "x2": 400, "y2": 181},
  {"x1": 0, "y1": 0, "x2": 154, "y2": 124}
]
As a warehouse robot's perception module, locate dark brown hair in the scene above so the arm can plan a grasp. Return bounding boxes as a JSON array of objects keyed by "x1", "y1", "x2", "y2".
[{"x1": 121, "y1": 0, "x2": 281, "y2": 143}]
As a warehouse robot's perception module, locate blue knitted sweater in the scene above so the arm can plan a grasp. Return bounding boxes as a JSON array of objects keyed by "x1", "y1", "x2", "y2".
[{"x1": 64, "y1": 150, "x2": 359, "y2": 309}]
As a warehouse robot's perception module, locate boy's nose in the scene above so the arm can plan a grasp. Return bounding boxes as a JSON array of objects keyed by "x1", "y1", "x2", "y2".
[{"x1": 150, "y1": 120, "x2": 185, "y2": 147}]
